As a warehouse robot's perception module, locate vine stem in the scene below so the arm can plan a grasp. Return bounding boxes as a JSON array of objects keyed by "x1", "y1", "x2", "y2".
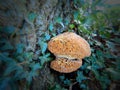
[
  {"x1": 17, "y1": 61, "x2": 28, "y2": 66},
  {"x1": 69, "y1": 82, "x2": 77, "y2": 90}
]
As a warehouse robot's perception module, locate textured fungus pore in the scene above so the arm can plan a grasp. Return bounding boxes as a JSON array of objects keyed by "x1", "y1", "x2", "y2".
[
  {"x1": 48, "y1": 32, "x2": 91, "y2": 73},
  {"x1": 50, "y1": 58, "x2": 82, "y2": 73},
  {"x1": 48, "y1": 32, "x2": 91, "y2": 59}
]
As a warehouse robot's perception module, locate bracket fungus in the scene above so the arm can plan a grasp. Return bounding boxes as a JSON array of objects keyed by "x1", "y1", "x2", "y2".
[{"x1": 48, "y1": 32, "x2": 91, "y2": 73}]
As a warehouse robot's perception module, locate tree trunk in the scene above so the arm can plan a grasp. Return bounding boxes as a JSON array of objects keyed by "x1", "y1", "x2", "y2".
[{"x1": 0, "y1": 0, "x2": 73, "y2": 89}]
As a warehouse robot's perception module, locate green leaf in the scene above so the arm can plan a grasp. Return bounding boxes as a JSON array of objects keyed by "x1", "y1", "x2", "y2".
[
  {"x1": 51, "y1": 84, "x2": 67, "y2": 90},
  {"x1": 39, "y1": 53, "x2": 51, "y2": 66},
  {"x1": 76, "y1": 71, "x2": 86, "y2": 83},
  {"x1": 49, "y1": 23, "x2": 54, "y2": 31},
  {"x1": 74, "y1": 11, "x2": 79, "y2": 19},
  {"x1": 26, "y1": 71, "x2": 38, "y2": 83},
  {"x1": 0, "y1": 41, "x2": 13, "y2": 51},
  {"x1": 38, "y1": 40, "x2": 47, "y2": 54},
  {"x1": 26, "y1": 72, "x2": 33, "y2": 83},
  {"x1": 23, "y1": 52, "x2": 33, "y2": 61},
  {"x1": 0, "y1": 77, "x2": 10, "y2": 90},
  {"x1": 45, "y1": 33, "x2": 51, "y2": 40},
  {"x1": 0, "y1": 53, "x2": 13, "y2": 62},
  {"x1": 28, "y1": 12, "x2": 37, "y2": 22},
  {"x1": 1, "y1": 26, "x2": 15, "y2": 34},
  {"x1": 69, "y1": 24, "x2": 75, "y2": 29},
  {"x1": 52, "y1": 33, "x2": 56, "y2": 37},
  {"x1": 92, "y1": 69, "x2": 100, "y2": 79},
  {"x1": 106, "y1": 41, "x2": 116, "y2": 51},
  {"x1": 59, "y1": 75, "x2": 65, "y2": 80},
  {"x1": 65, "y1": 18, "x2": 70, "y2": 25},
  {"x1": 55, "y1": 17, "x2": 62, "y2": 23},
  {"x1": 4, "y1": 63, "x2": 17, "y2": 76},
  {"x1": 63, "y1": 79, "x2": 71, "y2": 85},
  {"x1": 106, "y1": 68, "x2": 120, "y2": 80},
  {"x1": 31, "y1": 63, "x2": 41, "y2": 71},
  {"x1": 80, "y1": 84, "x2": 86, "y2": 89},
  {"x1": 16, "y1": 44, "x2": 24, "y2": 54},
  {"x1": 14, "y1": 66, "x2": 24, "y2": 80},
  {"x1": 84, "y1": 17, "x2": 93, "y2": 25},
  {"x1": 16, "y1": 56, "x2": 24, "y2": 62}
]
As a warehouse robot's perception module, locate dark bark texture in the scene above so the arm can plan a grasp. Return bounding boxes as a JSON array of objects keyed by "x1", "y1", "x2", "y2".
[{"x1": 0, "y1": 0, "x2": 73, "y2": 90}]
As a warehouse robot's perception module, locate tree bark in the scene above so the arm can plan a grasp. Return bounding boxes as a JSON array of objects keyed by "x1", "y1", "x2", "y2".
[{"x1": 0, "y1": 0, "x2": 73, "y2": 90}]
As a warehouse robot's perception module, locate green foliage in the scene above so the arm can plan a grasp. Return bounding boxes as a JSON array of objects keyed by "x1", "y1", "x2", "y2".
[
  {"x1": 0, "y1": 0, "x2": 120, "y2": 90},
  {"x1": 69, "y1": 24, "x2": 75, "y2": 29},
  {"x1": 71, "y1": 0, "x2": 120, "y2": 90},
  {"x1": 54, "y1": 0, "x2": 120, "y2": 90},
  {"x1": 39, "y1": 53, "x2": 51, "y2": 66},
  {"x1": 0, "y1": 26, "x2": 15, "y2": 34},
  {"x1": 55, "y1": 17, "x2": 63, "y2": 24},
  {"x1": 49, "y1": 84, "x2": 67, "y2": 90},
  {"x1": 105, "y1": 5, "x2": 120, "y2": 26},
  {"x1": 59, "y1": 75, "x2": 71, "y2": 86},
  {"x1": 55, "y1": 17, "x2": 64, "y2": 28},
  {"x1": 76, "y1": 71, "x2": 86, "y2": 83},
  {"x1": 45, "y1": 33, "x2": 51, "y2": 40},
  {"x1": 49, "y1": 23, "x2": 54, "y2": 31},
  {"x1": 38, "y1": 39, "x2": 48, "y2": 54},
  {"x1": 0, "y1": 26, "x2": 52, "y2": 89},
  {"x1": 28, "y1": 12, "x2": 37, "y2": 23}
]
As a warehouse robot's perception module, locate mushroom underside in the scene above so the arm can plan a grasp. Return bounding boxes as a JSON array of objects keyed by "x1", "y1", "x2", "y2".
[{"x1": 50, "y1": 58, "x2": 82, "y2": 73}]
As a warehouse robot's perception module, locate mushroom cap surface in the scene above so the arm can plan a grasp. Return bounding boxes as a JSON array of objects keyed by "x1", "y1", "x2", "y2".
[
  {"x1": 50, "y1": 58, "x2": 82, "y2": 73},
  {"x1": 48, "y1": 32, "x2": 91, "y2": 59}
]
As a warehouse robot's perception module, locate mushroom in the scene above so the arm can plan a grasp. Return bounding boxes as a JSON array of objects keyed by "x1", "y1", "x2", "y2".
[
  {"x1": 50, "y1": 58, "x2": 82, "y2": 73},
  {"x1": 48, "y1": 32, "x2": 91, "y2": 73}
]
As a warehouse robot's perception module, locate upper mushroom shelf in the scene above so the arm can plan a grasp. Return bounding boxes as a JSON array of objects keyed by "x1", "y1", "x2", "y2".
[{"x1": 48, "y1": 32, "x2": 91, "y2": 73}]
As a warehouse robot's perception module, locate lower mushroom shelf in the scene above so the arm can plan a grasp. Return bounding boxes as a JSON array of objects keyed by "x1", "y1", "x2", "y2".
[{"x1": 50, "y1": 58, "x2": 82, "y2": 73}]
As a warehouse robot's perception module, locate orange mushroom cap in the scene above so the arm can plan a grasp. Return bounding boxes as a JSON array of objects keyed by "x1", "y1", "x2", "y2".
[
  {"x1": 48, "y1": 32, "x2": 91, "y2": 73},
  {"x1": 50, "y1": 58, "x2": 82, "y2": 73},
  {"x1": 48, "y1": 32, "x2": 91, "y2": 59}
]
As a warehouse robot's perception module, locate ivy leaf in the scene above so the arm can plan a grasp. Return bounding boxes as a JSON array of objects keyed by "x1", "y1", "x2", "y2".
[
  {"x1": 91, "y1": 0, "x2": 104, "y2": 8},
  {"x1": 52, "y1": 33, "x2": 56, "y2": 37},
  {"x1": 80, "y1": 84, "x2": 86, "y2": 89},
  {"x1": 26, "y1": 71, "x2": 33, "y2": 83},
  {"x1": 39, "y1": 53, "x2": 51, "y2": 66},
  {"x1": 49, "y1": 23, "x2": 54, "y2": 31},
  {"x1": 1, "y1": 26, "x2": 15, "y2": 34},
  {"x1": 63, "y1": 79, "x2": 71, "y2": 85},
  {"x1": 26, "y1": 70, "x2": 38, "y2": 83},
  {"x1": 45, "y1": 33, "x2": 51, "y2": 40},
  {"x1": 59, "y1": 75, "x2": 65, "y2": 80},
  {"x1": 16, "y1": 44, "x2": 24, "y2": 54},
  {"x1": 76, "y1": 71, "x2": 86, "y2": 83},
  {"x1": 0, "y1": 77, "x2": 10, "y2": 90},
  {"x1": 65, "y1": 18, "x2": 70, "y2": 25},
  {"x1": 52, "y1": 84, "x2": 67, "y2": 90},
  {"x1": 38, "y1": 40, "x2": 47, "y2": 54},
  {"x1": 69, "y1": 24, "x2": 75, "y2": 29},
  {"x1": 0, "y1": 53, "x2": 13, "y2": 62},
  {"x1": 55, "y1": 17, "x2": 62, "y2": 23},
  {"x1": 92, "y1": 69, "x2": 100, "y2": 80},
  {"x1": 84, "y1": 17, "x2": 93, "y2": 25},
  {"x1": 74, "y1": 11, "x2": 79, "y2": 19},
  {"x1": 31, "y1": 63, "x2": 41, "y2": 71},
  {"x1": 28, "y1": 12, "x2": 37, "y2": 22},
  {"x1": 106, "y1": 68, "x2": 120, "y2": 80},
  {"x1": 14, "y1": 66, "x2": 24, "y2": 80},
  {"x1": 23, "y1": 52, "x2": 33, "y2": 62},
  {"x1": 0, "y1": 41, "x2": 13, "y2": 51},
  {"x1": 4, "y1": 62, "x2": 17, "y2": 76}
]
